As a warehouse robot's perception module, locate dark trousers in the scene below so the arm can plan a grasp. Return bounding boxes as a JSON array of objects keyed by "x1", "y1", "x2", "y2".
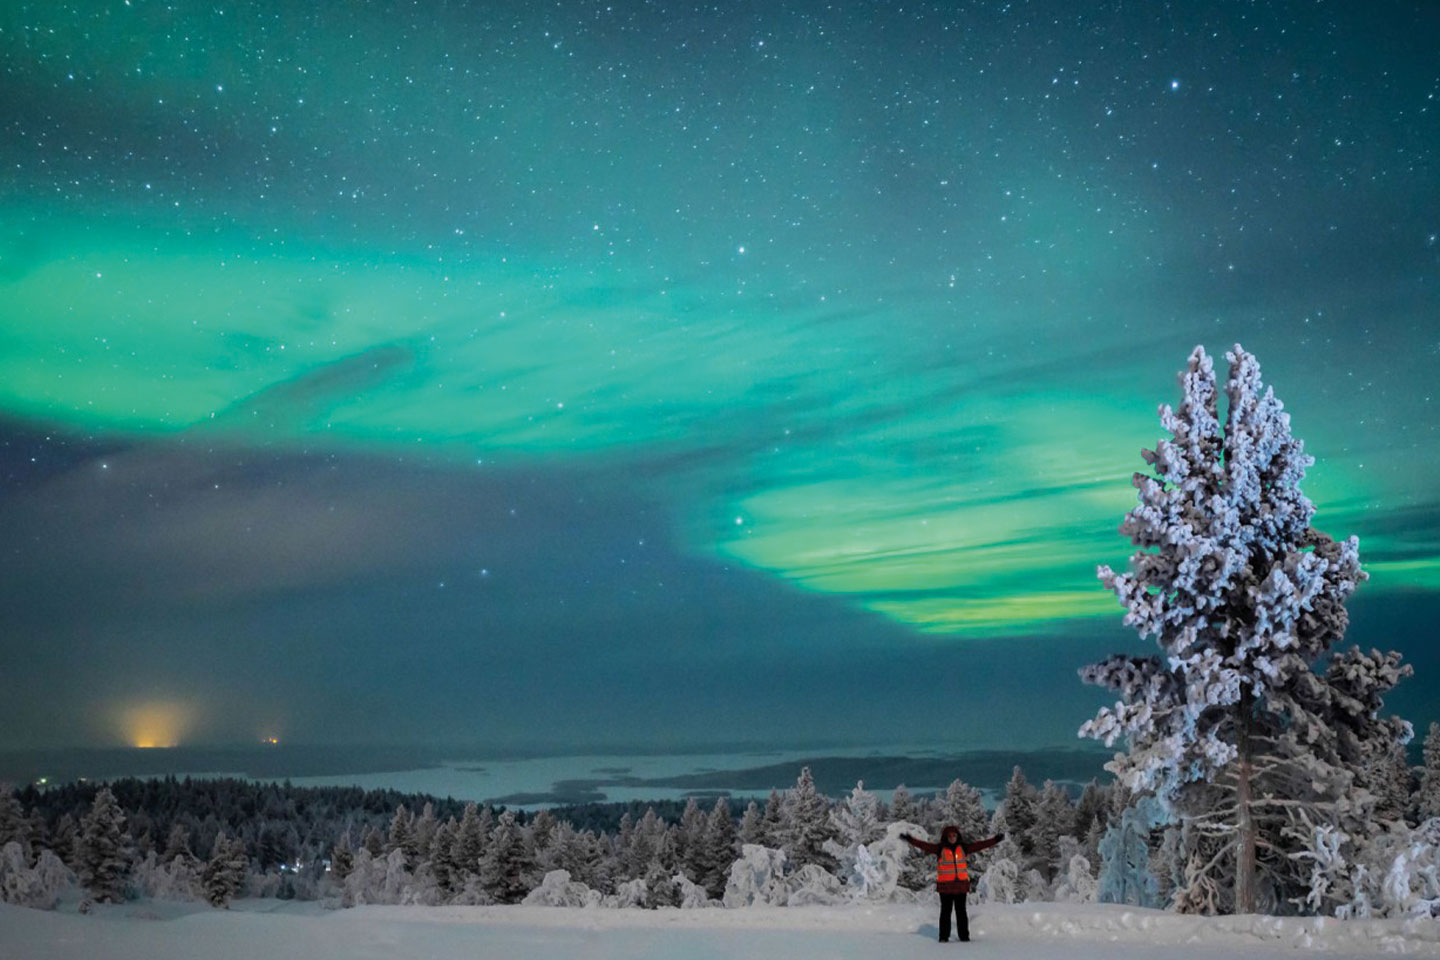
[{"x1": 939, "y1": 891, "x2": 969, "y2": 941}]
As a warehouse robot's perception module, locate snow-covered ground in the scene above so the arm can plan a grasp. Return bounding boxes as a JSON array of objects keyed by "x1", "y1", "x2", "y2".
[{"x1": 5, "y1": 900, "x2": 1439, "y2": 960}]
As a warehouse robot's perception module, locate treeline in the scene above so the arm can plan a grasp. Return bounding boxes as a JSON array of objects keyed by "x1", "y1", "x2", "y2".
[
  {"x1": 4, "y1": 728, "x2": 1440, "y2": 916},
  {"x1": 0, "y1": 765, "x2": 1112, "y2": 909}
]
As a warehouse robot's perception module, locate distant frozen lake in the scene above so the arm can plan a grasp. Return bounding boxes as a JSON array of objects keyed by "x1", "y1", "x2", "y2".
[
  {"x1": 179, "y1": 744, "x2": 973, "y2": 809},
  {"x1": 12, "y1": 740, "x2": 1105, "y2": 808}
]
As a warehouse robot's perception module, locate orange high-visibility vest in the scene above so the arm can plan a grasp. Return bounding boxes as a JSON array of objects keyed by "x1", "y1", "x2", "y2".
[{"x1": 938, "y1": 846, "x2": 969, "y2": 883}]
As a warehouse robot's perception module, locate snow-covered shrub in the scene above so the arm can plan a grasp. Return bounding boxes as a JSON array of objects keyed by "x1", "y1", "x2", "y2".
[
  {"x1": 342, "y1": 849, "x2": 388, "y2": 906},
  {"x1": 785, "y1": 863, "x2": 844, "y2": 905},
  {"x1": 643, "y1": 862, "x2": 681, "y2": 908},
  {"x1": 843, "y1": 821, "x2": 924, "y2": 901},
  {"x1": 673, "y1": 872, "x2": 713, "y2": 908},
  {"x1": 722, "y1": 844, "x2": 789, "y2": 907},
  {"x1": 0, "y1": 842, "x2": 74, "y2": 909},
  {"x1": 379, "y1": 847, "x2": 409, "y2": 904},
  {"x1": 847, "y1": 844, "x2": 886, "y2": 900},
  {"x1": 449, "y1": 874, "x2": 495, "y2": 906},
  {"x1": 889, "y1": 818, "x2": 934, "y2": 892},
  {"x1": 976, "y1": 856, "x2": 1019, "y2": 904},
  {"x1": 522, "y1": 869, "x2": 602, "y2": 908},
  {"x1": 1022, "y1": 867, "x2": 1049, "y2": 902},
  {"x1": 1171, "y1": 852, "x2": 1223, "y2": 915},
  {"x1": 130, "y1": 851, "x2": 202, "y2": 901},
  {"x1": 1054, "y1": 854, "x2": 1098, "y2": 904},
  {"x1": 1338, "y1": 819, "x2": 1440, "y2": 919},
  {"x1": 1293, "y1": 823, "x2": 1351, "y2": 916},
  {"x1": 403, "y1": 862, "x2": 445, "y2": 906},
  {"x1": 606, "y1": 877, "x2": 648, "y2": 908}
]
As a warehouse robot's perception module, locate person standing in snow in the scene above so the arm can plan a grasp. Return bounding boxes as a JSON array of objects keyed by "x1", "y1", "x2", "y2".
[{"x1": 901, "y1": 825, "x2": 1002, "y2": 943}]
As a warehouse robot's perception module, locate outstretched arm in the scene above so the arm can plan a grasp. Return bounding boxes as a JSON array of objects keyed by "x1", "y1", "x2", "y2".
[
  {"x1": 965, "y1": 833, "x2": 1004, "y2": 854},
  {"x1": 900, "y1": 833, "x2": 940, "y2": 855}
]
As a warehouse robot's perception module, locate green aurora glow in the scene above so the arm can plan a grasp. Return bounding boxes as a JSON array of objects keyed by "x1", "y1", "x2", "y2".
[{"x1": 3, "y1": 207, "x2": 1435, "y2": 638}]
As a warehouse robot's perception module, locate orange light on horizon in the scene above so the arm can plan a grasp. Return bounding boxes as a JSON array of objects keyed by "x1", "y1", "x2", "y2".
[{"x1": 119, "y1": 701, "x2": 194, "y2": 749}]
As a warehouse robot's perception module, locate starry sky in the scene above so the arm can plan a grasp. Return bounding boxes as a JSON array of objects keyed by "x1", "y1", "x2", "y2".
[{"x1": 1, "y1": 1, "x2": 1437, "y2": 752}]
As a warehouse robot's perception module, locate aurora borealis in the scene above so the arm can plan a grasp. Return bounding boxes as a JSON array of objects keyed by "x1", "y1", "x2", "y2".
[{"x1": 1, "y1": 1, "x2": 1436, "y2": 750}]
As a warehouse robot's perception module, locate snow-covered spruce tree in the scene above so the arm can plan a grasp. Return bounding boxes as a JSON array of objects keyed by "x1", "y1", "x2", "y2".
[
  {"x1": 386, "y1": 804, "x2": 416, "y2": 868},
  {"x1": 759, "y1": 789, "x2": 785, "y2": 847},
  {"x1": 990, "y1": 766, "x2": 1038, "y2": 869},
  {"x1": 545, "y1": 821, "x2": 595, "y2": 889},
  {"x1": 738, "y1": 801, "x2": 764, "y2": 846},
  {"x1": 525, "y1": 809, "x2": 558, "y2": 887},
  {"x1": 935, "y1": 779, "x2": 990, "y2": 845},
  {"x1": 74, "y1": 787, "x2": 133, "y2": 903},
  {"x1": 360, "y1": 824, "x2": 384, "y2": 858},
  {"x1": 478, "y1": 809, "x2": 534, "y2": 904},
  {"x1": 202, "y1": 832, "x2": 248, "y2": 908},
  {"x1": 825, "y1": 780, "x2": 882, "y2": 879},
  {"x1": 888, "y1": 784, "x2": 917, "y2": 825},
  {"x1": 675, "y1": 798, "x2": 706, "y2": 880},
  {"x1": 425, "y1": 819, "x2": 459, "y2": 896},
  {"x1": 454, "y1": 802, "x2": 490, "y2": 880},
  {"x1": 1079, "y1": 344, "x2": 1410, "y2": 914},
  {"x1": 25, "y1": 809, "x2": 52, "y2": 858},
  {"x1": 413, "y1": 802, "x2": 440, "y2": 864},
  {"x1": 162, "y1": 823, "x2": 196, "y2": 866},
  {"x1": 1032, "y1": 780, "x2": 1077, "y2": 882},
  {"x1": 696, "y1": 798, "x2": 737, "y2": 898},
  {"x1": 623, "y1": 807, "x2": 672, "y2": 880},
  {"x1": 0, "y1": 786, "x2": 29, "y2": 854},
  {"x1": 780, "y1": 767, "x2": 838, "y2": 871},
  {"x1": 330, "y1": 828, "x2": 356, "y2": 883},
  {"x1": 1072, "y1": 780, "x2": 1109, "y2": 868}
]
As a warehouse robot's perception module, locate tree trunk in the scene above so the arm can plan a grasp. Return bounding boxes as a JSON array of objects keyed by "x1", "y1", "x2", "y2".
[{"x1": 1234, "y1": 687, "x2": 1257, "y2": 914}]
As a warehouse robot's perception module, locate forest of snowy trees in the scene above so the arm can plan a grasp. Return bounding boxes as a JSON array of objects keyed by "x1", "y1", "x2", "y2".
[{"x1": 4, "y1": 731, "x2": 1440, "y2": 917}]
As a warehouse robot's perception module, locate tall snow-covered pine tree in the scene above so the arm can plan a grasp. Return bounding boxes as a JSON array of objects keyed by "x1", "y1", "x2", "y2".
[{"x1": 1079, "y1": 345, "x2": 1408, "y2": 914}]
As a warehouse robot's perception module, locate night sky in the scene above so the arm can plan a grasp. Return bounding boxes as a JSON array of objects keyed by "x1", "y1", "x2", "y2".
[{"x1": 1, "y1": 1, "x2": 1436, "y2": 752}]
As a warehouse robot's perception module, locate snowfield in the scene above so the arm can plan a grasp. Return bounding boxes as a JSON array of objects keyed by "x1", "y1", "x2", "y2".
[{"x1": 4, "y1": 901, "x2": 1440, "y2": 960}]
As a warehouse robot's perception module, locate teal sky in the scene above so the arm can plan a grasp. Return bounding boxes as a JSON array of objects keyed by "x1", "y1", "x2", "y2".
[{"x1": 0, "y1": 0, "x2": 1436, "y2": 750}]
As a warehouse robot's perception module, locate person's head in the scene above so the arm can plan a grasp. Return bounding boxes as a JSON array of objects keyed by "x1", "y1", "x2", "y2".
[{"x1": 942, "y1": 825, "x2": 959, "y2": 844}]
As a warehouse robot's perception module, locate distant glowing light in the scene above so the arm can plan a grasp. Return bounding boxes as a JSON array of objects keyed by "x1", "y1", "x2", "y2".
[
  {"x1": 119, "y1": 701, "x2": 194, "y2": 748},
  {"x1": 263, "y1": 736, "x2": 280, "y2": 745},
  {"x1": 1170, "y1": 79, "x2": 1180, "y2": 90}
]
